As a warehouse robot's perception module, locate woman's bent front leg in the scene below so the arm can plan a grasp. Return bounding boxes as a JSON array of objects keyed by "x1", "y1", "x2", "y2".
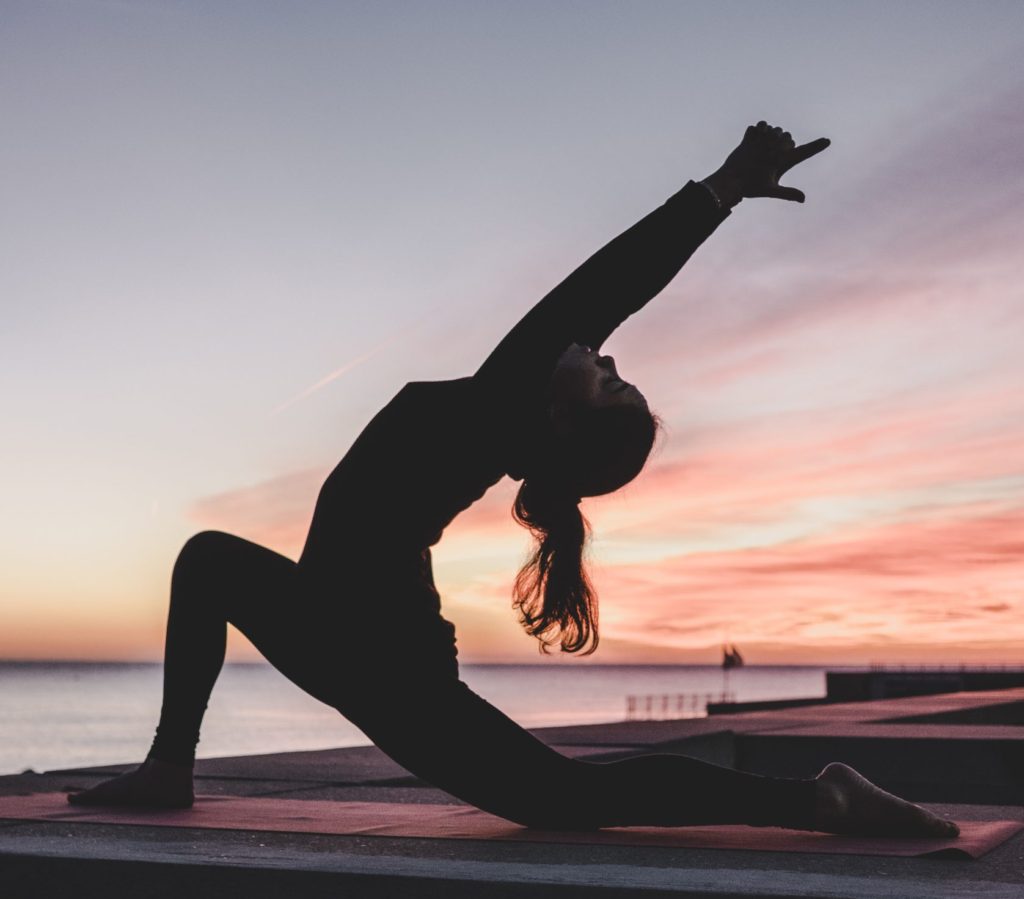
[
  {"x1": 69, "y1": 531, "x2": 313, "y2": 807},
  {"x1": 147, "y1": 530, "x2": 307, "y2": 765}
]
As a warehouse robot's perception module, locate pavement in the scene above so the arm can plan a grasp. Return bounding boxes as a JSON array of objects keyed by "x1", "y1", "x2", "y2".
[{"x1": 2, "y1": 689, "x2": 1024, "y2": 898}]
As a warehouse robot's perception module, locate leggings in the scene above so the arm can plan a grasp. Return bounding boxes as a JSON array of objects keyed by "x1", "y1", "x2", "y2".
[{"x1": 148, "y1": 530, "x2": 818, "y2": 830}]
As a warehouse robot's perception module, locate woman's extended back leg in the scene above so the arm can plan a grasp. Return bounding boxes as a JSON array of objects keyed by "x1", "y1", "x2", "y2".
[{"x1": 352, "y1": 675, "x2": 820, "y2": 830}]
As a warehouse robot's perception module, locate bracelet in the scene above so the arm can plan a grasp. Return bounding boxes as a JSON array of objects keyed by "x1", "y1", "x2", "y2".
[{"x1": 698, "y1": 179, "x2": 724, "y2": 209}]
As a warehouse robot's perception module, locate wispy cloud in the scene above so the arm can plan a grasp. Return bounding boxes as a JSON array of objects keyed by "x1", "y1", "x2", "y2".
[{"x1": 271, "y1": 330, "x2": 409, "y2": 416}]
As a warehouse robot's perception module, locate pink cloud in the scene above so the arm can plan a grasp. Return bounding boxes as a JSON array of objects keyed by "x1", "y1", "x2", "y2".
[
  {"x1": 186, "y1": 466, "x2": 328, "y2": 558},
  {"x1": 585, "y1": 504, "x2": 1024, "y2": 651}
]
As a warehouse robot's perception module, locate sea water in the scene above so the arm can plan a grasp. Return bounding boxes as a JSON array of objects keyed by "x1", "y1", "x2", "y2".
[{"x1": 0, "y1": 662, "x2": 828, "y2": 775}]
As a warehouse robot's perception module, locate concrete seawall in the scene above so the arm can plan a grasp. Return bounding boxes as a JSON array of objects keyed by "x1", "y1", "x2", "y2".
[{"x1": 3, "y1": 687, "x2": 1024, "y2": 898}]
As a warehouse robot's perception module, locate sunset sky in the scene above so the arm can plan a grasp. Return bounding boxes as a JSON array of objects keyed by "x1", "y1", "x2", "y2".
[{"x1": 4, "y1": 1, "x2": 1023, "y2": 664}]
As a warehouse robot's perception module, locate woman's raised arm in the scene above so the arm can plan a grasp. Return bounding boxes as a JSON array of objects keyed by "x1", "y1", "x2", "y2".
[
  {"x1": 472, "y1": 122, "x2": 830, "y2": 402},
  {"x1": 472, "y1": 178, "x2": 731, "y2": 400}
]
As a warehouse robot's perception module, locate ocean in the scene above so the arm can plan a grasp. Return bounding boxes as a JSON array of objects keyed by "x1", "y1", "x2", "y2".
[{"x1": 0, "y1": 662, "x2": 828, "y2": 776}]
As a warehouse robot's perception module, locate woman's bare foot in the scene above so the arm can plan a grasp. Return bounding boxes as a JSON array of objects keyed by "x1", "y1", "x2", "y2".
[
  {"x1": 813, "y1": 762, "x2": 958, "y2": 838},
  {"x1": 66, "y1": 757, "x2": 195, "y2": 809}
]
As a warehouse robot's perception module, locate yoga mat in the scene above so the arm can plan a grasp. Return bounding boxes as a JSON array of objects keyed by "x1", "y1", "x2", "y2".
[{"x1": 1, "y1": 792, "x2": 1019, "y2": 859}]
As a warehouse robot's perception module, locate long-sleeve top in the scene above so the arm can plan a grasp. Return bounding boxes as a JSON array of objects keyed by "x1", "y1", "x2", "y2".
[{"x1": 298, "y1": 180, "x2": 731, "y2": 627}]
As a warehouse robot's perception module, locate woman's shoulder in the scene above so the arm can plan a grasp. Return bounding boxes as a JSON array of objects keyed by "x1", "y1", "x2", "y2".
[
  {"x1": 397, "y1": 376, "x2": 486, "y2": 408},
  {"x1": 401, "y1": 376, "x2": 475, "y2": 391},
  {"x1": 397, "y1": 374, "x2": 516, "y2": 442},
  {"x1": 392, "y1": 377, "x2": 485, "y2": 421}
]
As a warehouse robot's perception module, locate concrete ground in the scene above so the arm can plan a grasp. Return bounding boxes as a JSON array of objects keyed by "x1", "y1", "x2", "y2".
[{"x1": 2, "y1": 690, "x2": 1023, "y2": 898}]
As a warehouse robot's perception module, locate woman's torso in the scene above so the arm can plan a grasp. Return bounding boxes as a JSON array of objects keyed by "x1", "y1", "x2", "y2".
[
  {"x1": 294, "y1": 376, "x2": 518, "y2": 671},
  {"x1": 297, "y1": 376, "x2": 514, "y2": 604}
]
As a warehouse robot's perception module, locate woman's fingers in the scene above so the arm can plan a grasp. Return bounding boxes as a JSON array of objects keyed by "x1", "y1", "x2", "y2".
[
  {"x1": 772, "y1": 135, "x2": 829, "y2": 200},
  {"x1": 765, "y1": 184, "x2": 806, "y2": 203},
  {"x1": 783, "y1": 137, "x2": 831, "y2": 171}
]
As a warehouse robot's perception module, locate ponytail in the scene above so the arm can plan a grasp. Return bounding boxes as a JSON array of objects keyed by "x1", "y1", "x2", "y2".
[
  {"x1": 512, "y1": 478, "x2": 598, "y2": 655},
  {"x1": 509, "y1": 403, "x2": 661, "y2": 655}
]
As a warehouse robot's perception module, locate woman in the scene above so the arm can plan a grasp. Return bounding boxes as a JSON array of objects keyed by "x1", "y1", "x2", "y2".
[{"x1": 69, "y1": 122, "x2": 958, "y2": 838}]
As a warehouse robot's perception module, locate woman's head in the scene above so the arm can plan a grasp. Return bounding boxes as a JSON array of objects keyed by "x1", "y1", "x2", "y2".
[
  {"x1": 511, "y1": 343, "x2": 661, "y2": 655},
  {"x1": 538, "y1": 342, "x2": 657, "y2": 498},
  {"x1": 548, "y1": 342, "x2": 648, "y2": 422}
]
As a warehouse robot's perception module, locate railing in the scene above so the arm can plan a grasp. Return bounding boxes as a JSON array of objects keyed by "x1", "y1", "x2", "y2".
[
  {"x1": 866, "y1": 663, "x2": 1024, "y2": 672},
  {"x1": 625, "y1": 691, "x2": 736, "y2": 721}
]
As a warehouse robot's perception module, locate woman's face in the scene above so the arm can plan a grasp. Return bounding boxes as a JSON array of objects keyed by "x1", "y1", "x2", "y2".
[{"x1": 548, "y1": 343, "x2": 648, "y2": 424}]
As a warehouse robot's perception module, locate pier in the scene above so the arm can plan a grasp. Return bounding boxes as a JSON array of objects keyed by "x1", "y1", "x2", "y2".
[
  {"x1": 625, "y1": 690, "x2": 736, "y2": 720},
  {"x1": 3, "y1": 678, "x2": 1024, "y2": 897}
]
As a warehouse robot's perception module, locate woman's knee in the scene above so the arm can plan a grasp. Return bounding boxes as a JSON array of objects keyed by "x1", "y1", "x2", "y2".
[
  {"x1": 502, "y1": 803, "x2": 600, "y2": 831},
  {"x1": 172, "y1": 530, "x2": 299, "y2": 625},
  {"x1": 176, "y1": 531, "x2": 235, "y2": 573},
  {"x1": 180, "y1": 530, "x2": 238, "y2": 555},
  {"x1": 171, "y1": 531, "x2": 250, "y2": 599},
  {"x1": 491, "y1": 759, "x2": 601, "y2": 830}
]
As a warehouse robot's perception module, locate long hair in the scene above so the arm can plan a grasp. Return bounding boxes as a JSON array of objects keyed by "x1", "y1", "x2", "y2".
[{"x1": 512, "y1": 405, "x2": 661, "y2": 655}]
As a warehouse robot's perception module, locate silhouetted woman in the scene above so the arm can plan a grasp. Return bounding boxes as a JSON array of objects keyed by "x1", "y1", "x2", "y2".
[{"x1": 69, "y1": 122, "x2": 958, "y2": 839}]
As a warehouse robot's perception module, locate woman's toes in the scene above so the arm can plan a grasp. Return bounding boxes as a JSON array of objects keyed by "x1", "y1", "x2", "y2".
[
  {"x1": 67, "y1": 778, "x2": 129, "y2": 805},
  {"x1": 62, "y1": 765, "x2": 193, "y2": 809}
]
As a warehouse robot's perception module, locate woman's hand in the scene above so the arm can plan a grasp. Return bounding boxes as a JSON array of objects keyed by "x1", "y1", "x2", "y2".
[{"x1": 702, "y1": 121, "x2": 831, "y2": 206}]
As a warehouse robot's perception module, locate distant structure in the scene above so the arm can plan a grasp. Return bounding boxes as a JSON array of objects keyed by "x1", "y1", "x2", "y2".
[
  {"x1": 827, "y1": 664, "x2": 1024, "y2": 701},
  {"x1": 722, "y1": 644, "x2": 744, "y2": 670},
  {"x1": 625, "y1": 644, "x2": 747, "y2": 720},
  {"x1": 707, "y1": 663, "x2": 1024, "y2": 716}
]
